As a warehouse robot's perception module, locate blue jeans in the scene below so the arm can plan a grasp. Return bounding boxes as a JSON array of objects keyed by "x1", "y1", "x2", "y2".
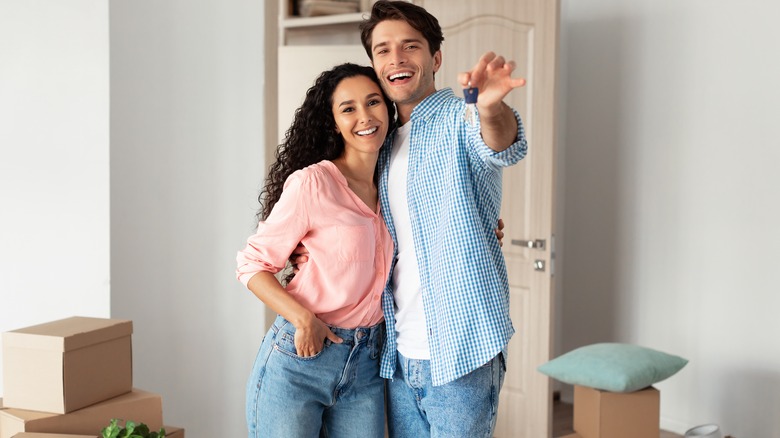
[
  {"x1": 246, "y1": 315, "x2": 385, "y2": 438},
  {"x1": 387, "y1": 351, "x2": 506, "y2": 438}
]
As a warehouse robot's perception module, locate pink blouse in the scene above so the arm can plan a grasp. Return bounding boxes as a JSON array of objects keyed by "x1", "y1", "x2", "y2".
[{"x1": 237, "y1": 160, "x2": 393, "y2": 328}]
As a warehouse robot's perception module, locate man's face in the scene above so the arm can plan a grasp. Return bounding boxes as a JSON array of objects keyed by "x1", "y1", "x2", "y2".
[{"x1": 369, "y1": 20, "x2": 442, "y2": 110}]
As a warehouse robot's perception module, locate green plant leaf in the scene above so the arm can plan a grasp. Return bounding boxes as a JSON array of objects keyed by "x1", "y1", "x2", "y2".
[
  {"x1": 102, "y1": 418, "x2": 163, "y2": 438},
  {"x1": 102, "y1": 418, "x2": 120, "y2": 438}
]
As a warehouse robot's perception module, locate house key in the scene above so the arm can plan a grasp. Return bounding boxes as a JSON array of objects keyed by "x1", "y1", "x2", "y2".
[{"x1": 463, "y1": 82, "x2": 478, "y2": 126}]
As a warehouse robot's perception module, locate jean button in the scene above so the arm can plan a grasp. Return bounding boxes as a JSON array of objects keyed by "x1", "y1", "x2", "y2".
[{"x1": 356, "y1": 331, "x2": 365, "y2": 340}]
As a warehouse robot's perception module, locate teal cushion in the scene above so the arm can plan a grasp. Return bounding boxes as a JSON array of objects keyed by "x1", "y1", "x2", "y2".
[{"x1": 537, "y1": 343, "x2": 688, "y2": 392}]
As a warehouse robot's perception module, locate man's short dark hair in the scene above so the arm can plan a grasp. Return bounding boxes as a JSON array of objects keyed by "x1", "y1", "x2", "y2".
[{"x1": 359, "y1": 0, "x2": 444, "y2": 60}]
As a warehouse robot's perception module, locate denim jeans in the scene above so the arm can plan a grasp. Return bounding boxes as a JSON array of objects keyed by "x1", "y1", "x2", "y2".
[
  {"x1": 246, "y1": 315, "x2": 385, "y2": 438},
  {"x1": 387, "y1": 351, "x2": 506, "y2": 438}
]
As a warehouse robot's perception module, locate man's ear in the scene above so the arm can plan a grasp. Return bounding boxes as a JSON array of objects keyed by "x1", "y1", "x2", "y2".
[{"x1": 432, "y1": 50, "x2": 442, "y2": 73}]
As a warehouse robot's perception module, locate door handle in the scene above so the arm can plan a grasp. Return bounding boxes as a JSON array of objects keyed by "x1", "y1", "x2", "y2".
[{"x1": 511, "y1": 239, "x2": 546, "y2": 250}]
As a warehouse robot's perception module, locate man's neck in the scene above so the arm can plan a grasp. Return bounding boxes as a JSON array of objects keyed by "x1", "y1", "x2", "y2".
[
  {"x1": 396, "y1": 89, "x2": 438, "y2": 125},
  {"x1": 397, "y1": 103, "x2": 414, "y2": 125}
]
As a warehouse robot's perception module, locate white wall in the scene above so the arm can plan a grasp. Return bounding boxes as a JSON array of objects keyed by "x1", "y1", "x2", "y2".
[
  {"x1": 6, "y1": 0, "x2": 780, "y2": 436},
  {"x1": 0, "y1": 0, "x2": 110, "y2": 394},
  {"x1": 109, "y1": 1, "x2": 265, "y2": 436},
  {"x1": 559, "y1": 1, "x2": 780, "y2": 436}
]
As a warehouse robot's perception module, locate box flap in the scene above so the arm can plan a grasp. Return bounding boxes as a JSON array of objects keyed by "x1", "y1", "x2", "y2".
[
  {"x1": 0, "y1": 407, "x2": 52, "y2": 422},
  {"x1": 0, "y1": 389, "x2": 161, "y2": 438},
  {"x1": 163, "y1": 426, "x2": 184, "y2": 438},
  {"x1": 12, "y1": 434, "x2": 99, "y2": 438},
  {"x1": 2, "y1": 317, "x2": 132, "y2": 351}
]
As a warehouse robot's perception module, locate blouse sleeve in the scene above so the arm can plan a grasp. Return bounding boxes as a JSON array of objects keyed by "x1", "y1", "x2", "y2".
[{"x1": 236, "y1": 172, "x2": 313, "y2": 287}]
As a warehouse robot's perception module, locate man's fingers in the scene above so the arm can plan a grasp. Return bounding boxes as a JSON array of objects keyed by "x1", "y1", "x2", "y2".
[
  {"x1": 467, "y1": 51, "x2": 496, "y2": 86},
  {"x1": 458, "y1": 71, "x2": 472, "y2": 88},
  {"x1": 510, "y1": 77, "x2": 527, "y2": 88},
  {"x1": 502, "y1": 60, "x2": 517, "y2": 73},
  {"x1": 487, "y1": 55, "x2": 506, "y2": 71},
  {"x1": 292, "y1": 254, "x2": 309, "y2": 264},
  {"x1": 291, "y1": 243, "x2": 309, "y2": 256},
  {"x1": 478, "y1": 51, "x2": 497, "y2": 68}
]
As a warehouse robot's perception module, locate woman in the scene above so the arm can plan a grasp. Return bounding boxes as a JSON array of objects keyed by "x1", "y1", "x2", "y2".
[{"x1": 236, "y1": 63, "x2": 395, "y2": 438}]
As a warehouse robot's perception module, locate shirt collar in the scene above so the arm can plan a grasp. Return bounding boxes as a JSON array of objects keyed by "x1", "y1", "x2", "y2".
[{"x1": 410, "y1": 88, "x2": 455, "y2": 122}]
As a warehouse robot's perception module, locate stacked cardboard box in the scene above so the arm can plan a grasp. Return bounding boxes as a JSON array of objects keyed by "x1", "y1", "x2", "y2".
[
  {"x1": 566, "y1": 385, "x2": 660, "y2": 438},
  {"x1": 1, "y1": 317, "x2": 184, "y2": 438},
  {"x1": 12, "y1": 434, "x2": 98, "y2": 438}
]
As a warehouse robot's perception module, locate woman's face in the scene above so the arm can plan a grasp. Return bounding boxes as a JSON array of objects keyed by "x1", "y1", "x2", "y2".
[{"x1": 331, "y1": 75, "x2": 389, "y2": 155}]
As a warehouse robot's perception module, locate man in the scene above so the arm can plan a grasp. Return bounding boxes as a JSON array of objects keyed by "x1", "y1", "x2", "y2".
[{"x1": 360, "y1": 1, "x2": 528, "y2": 437}]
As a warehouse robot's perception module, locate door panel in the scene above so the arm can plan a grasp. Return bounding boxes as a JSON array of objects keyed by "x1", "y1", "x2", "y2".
[{"x1": 420, "y1": 1, "x2": 559, "y2": 436}]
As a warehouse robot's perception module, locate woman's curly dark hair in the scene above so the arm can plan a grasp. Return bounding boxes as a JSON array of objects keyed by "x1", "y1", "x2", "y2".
[{"x1": 257, "y1": 63, "x2": 395, "y2": 221}]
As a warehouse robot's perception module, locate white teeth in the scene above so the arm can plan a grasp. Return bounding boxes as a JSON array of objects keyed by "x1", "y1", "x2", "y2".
[
  {"x1": 389, "y1": 72, "x2": 412, "y2": 81},
  {"x1": 357, "y1": 127, "x2": 378, "y2": 136}
]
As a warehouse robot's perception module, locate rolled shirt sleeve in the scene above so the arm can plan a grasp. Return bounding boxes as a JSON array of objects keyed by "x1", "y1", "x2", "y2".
[{"x1": 236, "y1": 172, "x2": 311, "y2": 286}]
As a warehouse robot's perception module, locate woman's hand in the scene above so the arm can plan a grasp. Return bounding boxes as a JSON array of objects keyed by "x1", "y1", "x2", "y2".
[{"x1": 294, "y1": 315, "x2": 343, "y2": 357}]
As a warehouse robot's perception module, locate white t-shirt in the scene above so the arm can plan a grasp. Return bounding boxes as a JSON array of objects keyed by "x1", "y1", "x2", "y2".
[{"x1": 387, "y1": 122, "x2": 430, "y2": 360}]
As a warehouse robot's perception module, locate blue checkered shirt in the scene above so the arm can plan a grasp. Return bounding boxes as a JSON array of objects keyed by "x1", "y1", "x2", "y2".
[{"x1": 378, "y1": 88, "x2": 528, "y2": 385}]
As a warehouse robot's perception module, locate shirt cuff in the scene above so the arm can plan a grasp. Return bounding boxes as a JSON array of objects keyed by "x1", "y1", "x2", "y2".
[{"x1": 469, "y1": 107, "x2": 528, "y2": 169}]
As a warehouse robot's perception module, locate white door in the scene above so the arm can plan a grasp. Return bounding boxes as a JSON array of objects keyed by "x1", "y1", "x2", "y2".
[{"x1": 422, "y1": 0, "x2": 559, "y2": 436}]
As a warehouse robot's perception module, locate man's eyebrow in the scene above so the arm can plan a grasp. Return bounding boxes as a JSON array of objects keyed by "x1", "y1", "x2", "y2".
[{"x1": 372, "y1": 38, "x2": 423, "y2": 51}]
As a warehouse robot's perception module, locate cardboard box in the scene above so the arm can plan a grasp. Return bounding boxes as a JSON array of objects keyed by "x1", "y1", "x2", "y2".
[
  {"x1": 0, "y1": 389, "x2": 162, "y2": 438},
  {"x1": 163, "y1": 426, "x2": 185, "y2": 438},
  {"x1": 2, "y1": 316, "x2": 133, "y2": 413},
  {"x1": 12, "y1": 434, "x2": 98, "y2": 437},
  {"x1": 573, "y1": 385, "x2": 659, "y2": 438}
]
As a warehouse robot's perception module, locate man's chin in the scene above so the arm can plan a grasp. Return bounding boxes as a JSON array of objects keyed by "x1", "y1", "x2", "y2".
[{"x1": 383, "y1": 89, "x2": 415, "y2": 105}]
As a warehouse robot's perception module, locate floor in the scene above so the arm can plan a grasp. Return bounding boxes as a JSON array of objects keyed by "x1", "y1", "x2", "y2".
[{"x1": 553, "y1": 398, "x2": 683, "y2": 438}]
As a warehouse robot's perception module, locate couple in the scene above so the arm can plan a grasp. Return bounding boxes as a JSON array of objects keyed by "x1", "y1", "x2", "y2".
[{"x1": 236, "y1": 1, "x2": 528, "y2": 437}]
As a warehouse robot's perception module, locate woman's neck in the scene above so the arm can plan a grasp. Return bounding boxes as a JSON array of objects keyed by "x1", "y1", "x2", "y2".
[{"x1": 332, "y1": 152, "x2": 378, "y2": 186}]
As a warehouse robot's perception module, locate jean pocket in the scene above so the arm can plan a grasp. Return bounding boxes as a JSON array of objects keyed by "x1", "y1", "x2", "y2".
[{"x1": 273, "y1": 330, "x2": 325, "y2": 361}]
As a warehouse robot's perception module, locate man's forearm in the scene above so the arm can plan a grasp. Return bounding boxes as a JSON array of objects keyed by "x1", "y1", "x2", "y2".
[{"x1": 479, "y1": 102, "x2": 519, "y2": 152}]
